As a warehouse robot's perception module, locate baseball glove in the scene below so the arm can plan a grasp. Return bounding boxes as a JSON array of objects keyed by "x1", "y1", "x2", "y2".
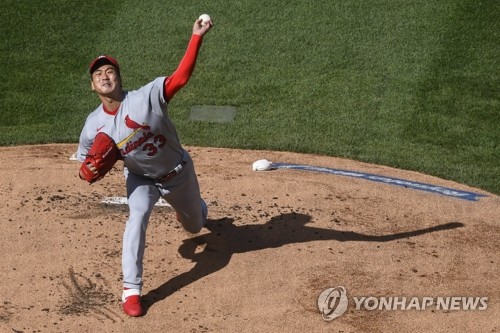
[{"x1": 80, "y1": 132, "x2": 121, "y2": 184}]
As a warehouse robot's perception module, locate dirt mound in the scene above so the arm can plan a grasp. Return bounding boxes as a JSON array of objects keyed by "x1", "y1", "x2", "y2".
[{"x1": 1, "y1": 144, "x2": 498, "y2": 332}]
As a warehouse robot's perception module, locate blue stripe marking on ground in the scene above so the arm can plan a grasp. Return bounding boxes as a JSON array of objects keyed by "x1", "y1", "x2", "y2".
[{"x1": 272, "y1": 163, "x2": 487, "y2": 202}]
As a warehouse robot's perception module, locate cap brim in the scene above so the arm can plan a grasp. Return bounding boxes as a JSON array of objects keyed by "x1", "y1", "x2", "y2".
[{"x1": 89, "y1": 56, "x2": 120, "y2": 75}]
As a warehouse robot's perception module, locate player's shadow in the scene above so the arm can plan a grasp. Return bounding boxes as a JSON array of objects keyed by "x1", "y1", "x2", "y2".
[{"x1": 141, "y1": 212, "x2": 463, "y2": 313}]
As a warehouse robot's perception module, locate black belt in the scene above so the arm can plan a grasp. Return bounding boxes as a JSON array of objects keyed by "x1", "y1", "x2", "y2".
[{"x1": 158, "y1": 160, "x2": 187, "y2": 182}]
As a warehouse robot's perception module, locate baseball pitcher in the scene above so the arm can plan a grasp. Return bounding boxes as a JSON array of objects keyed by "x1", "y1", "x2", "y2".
[{"x1": 76, "y1": 16, "x2": 213, "y2": 317}]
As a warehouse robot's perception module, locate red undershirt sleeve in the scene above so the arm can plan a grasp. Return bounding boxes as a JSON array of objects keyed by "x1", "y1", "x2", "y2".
[{"x1": 164, "y1": 34, "x2": 203, "y2": 101}]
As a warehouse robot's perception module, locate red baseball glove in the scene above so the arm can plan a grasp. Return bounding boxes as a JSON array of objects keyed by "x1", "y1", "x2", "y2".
[{"x1": 80, "y1": 132, "x2": 121, "y2": 184}]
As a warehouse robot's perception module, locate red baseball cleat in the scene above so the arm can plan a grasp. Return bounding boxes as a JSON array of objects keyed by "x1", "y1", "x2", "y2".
[{"x1": 122, "y1": 288, "x2": 143, "y2": 317}]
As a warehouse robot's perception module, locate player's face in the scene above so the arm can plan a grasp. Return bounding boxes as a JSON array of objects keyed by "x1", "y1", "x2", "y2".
[{"x1": 91, "y1": 65, "x2": 121, "y2": 96}]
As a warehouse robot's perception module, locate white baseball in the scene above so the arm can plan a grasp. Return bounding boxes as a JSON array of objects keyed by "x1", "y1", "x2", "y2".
[{"x1": 198, "y1": 14, "x2": 211, "y2": 26}]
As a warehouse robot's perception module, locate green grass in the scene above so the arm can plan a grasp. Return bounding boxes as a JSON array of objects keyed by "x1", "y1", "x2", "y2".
[{"x1": 0, "y1": 0, "x2": 498, "y2": 195}]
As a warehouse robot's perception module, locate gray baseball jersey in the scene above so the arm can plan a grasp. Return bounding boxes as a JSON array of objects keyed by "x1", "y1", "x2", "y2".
[{"x1": 77, "y1": 77, "x2": 183, "y2": 179}]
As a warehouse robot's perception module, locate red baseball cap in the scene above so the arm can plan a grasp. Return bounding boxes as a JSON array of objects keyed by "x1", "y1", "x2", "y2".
[{"x1": 89, "y1": 55, "x2": 120, "y2": 75}]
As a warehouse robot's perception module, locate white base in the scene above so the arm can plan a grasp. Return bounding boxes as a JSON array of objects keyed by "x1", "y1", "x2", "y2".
[{"x1": 102, "y1": 197, "x2": 171, "y2": 207}]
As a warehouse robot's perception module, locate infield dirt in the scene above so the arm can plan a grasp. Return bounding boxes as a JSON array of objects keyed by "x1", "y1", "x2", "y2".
[{"x1": 1, "y1": 144, "x2": 498, "y2": 333}]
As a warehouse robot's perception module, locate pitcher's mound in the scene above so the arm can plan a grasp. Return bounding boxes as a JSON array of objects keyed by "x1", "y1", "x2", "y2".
[{"x1": 0, "y1": 144, "x2": 498, "y2": 333}]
